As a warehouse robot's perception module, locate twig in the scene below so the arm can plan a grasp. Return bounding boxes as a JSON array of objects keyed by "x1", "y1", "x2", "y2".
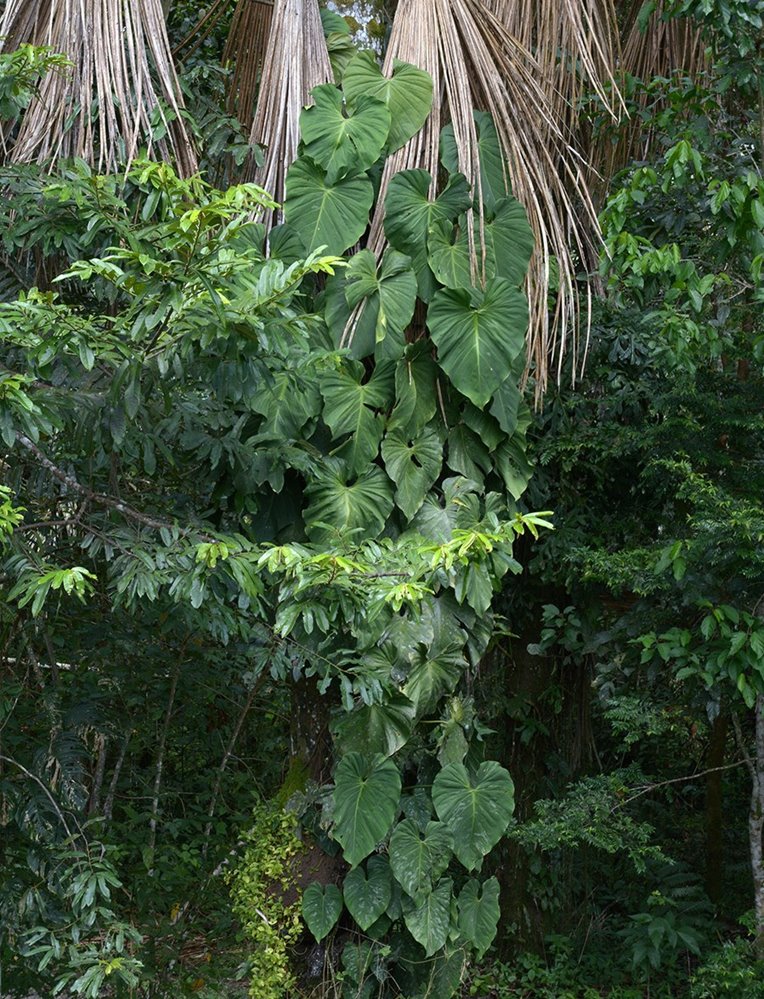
[{"x1": 615, "y1": 759, "x2": 749, "y2": 810}]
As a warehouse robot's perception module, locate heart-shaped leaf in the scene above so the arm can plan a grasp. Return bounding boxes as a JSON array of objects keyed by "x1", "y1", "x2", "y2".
[
  {"x1": 428, "y1": 278, "x2": 527, "y2": 409},
  {"x1": 301, "y1": 85, "x2": 390, "y2": 184},
  {"x1": 302, "y1": 883, "x2": 343, "y2": 941},
  {"x1": 402, "y1": 641, "x2": 465, "y2": 716},
  {"x1": 333, "y1": 753, "x2": 401, "y2": 867},
  {"x1": 304, "y1": 461, "x2": 394, "y2": 541},
  {"x1": 402, "y1": 877, "x2": 453, "y2": 956},
  {"x1": 320, "y1": 360, "x2": 393, "y2": 473},
  {"x1": 488, "y1": 197, "x2": 535, "y2": 287},
  {"x1": 384, "y1": 170, "x2": 472, "y2": 300},
  {"x1": 381, "y1": 426, "x2": 443, "y2": 520},
  {"x1": 457, "y1": 877, "x2": 500, "y2": 958},
  {"x1": 342, "y1": 51, "x2": 433, "y2": 153},
  {"x1": 343, "y1": 855, "x2": 393, "y2": 930},
  {"x1": 387, "y1": 343, "x2": 438, "y2": 437},
  {"x1": 332, "y1": 693, "x2": 417, "y2": 758},
  {"x1": 284, "y1": 158, "x2": 373, "y2": 255},
  {"x1": 432, "y1": 761, "x2": 515, "y2": 871},
  {"x1": 327, "y1": 249, "x2": 417, "y2": 359},
  {"x1": 441, "y1": 111, "x2": 508, "y2": 214},
  {"x1": 389, "y1": 819, "x2": 454, "y2": 901}
]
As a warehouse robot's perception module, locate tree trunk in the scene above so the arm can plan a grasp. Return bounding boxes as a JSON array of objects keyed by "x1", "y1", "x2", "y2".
[
  {"x1": 751, "y1": 697, "x2": 764, "y2": 957},
  {"x1": 704, "y1": 713, "x2": 727, "y2": 906}
]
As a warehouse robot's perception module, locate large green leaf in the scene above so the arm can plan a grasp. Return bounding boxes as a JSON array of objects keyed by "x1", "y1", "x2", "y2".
[
  {"x1": 320, "y1": 360, "x2": 393, "y2": 473},
  {"x1": 457, "y1": 877, "x2": 500, "y2": 958},
  {"x1": 403, "y1": 878, "x2": 453, "y2": 957},
  {"x1": 426, "y1": 219, "x2": 490, "y2": 291},
  {"x1": 332, "y1": 693, "x2": 417, "y2": 758},
  {"x1": 304, "y1": 461, "x2": 394, "y2": 541},
  {"x1": 432, "y1": 761, "x2": 515, "y2": 871},
  {"x1": 381, "y1": 426, "x2": 443, "y2": 520},
  {"x1": 343, "y1": 855, "x2": 393, "y2": 931},
  {"x1": 301, "y1": 85, "x2": 390, "y2": 184},
  {"x1": 250, "y1": 371, "x2": 320, "y2": 438},
  {"x1": 343, "y1": 249, "x2": 417, "y2": 356},
  {"x1": 302, "y1": 883, "x2": 343, "y2": 941},
  {"x1": 428, "y1": 278, "x2": 527, "y2": 409},
  {"x1": 493, "y1": 400, "x2": 532, "y2": 500},
  {"x1": 283, "y1": 158, "x2": 373, "y2": 255},
  {"x1": 446, "y1": 424, "x2": 492, "y2": 485},
  {"x1": 384, "y1": 171, "x2": 472, "y2": 300},
  {"x1": 389, "y1": 819, "x2": 454, "y2": 902},
  {"x1": 387, "y1": 343, "x2": 439, "y2": 437},
  {"x1": 441, "y1": 111, "x2": 508, "y2": 214},
  {"x1": 488, "y1": 197, "x2": 535, "y2": 287},
  {"x1": 342, "y1": 51, "x2": 433, "y2": 153},
  {"x1": 333, "y1": 753, "x2": 401, "y2": 867},
  {"x1": 402, "y1": 640, "x2": 465, "y2": 715}
]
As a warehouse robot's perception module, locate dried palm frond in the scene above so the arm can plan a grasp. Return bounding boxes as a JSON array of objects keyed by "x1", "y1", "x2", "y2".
[
  {"x1": 0, "y1": 0, "x2": 197, "y2": 176},
  {"x1": 247, "y1": 0, "x2": 331, "y2": 207},
  {"x1": 591, "y1": 1, "x2": 709, "y2": 189},
  {"x1": 364, "y1": 0, "x2": 612, "y2": 395}
]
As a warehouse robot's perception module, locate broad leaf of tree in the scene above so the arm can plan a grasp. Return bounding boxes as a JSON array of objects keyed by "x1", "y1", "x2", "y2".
[
  {"x1": 454, "y1": 561, "x2": 494, "y2": 615},
  {"x1": 384, "y1": 171, "x2": 472, "y2": 300},
  {"x1": 462, "y1": 403, "x2": 505, "y2": 451},
  {"x1": 381, "y1": 426, "x2": 443, "y2": 520},
  {"x1": 333, "y1": 753, "x2": 401, "y2": 867},
  {"x1": 403, "y1": 640, "x2": 465, "y2": 716},
  {"x1": 250, "y1": 371, "x2": 320, "y2": 438},
  {"x1": 343, "y1": 855, "x2": 393, "y2": 930},
  {"x1": 426, "y1": 218, "x2": 493, "y2": 291},
  {"x1": 283, "y1": 158, "x2": 373, "y2": 255},
  {"x1": 320, "y1": 360, "x2": 394, "y2": 473},
  {"x1": 344, "y1": 249, "x2": 418, "y2": 353},
  {"x1": 428, "y1": 278, "x2": 528, "y2": 409},
  {"x1": 441, "y1": 111, "x2": 508, "y2": 213},
  {"x1": 488, "y1": 369, "x2": 522, "y2": 437},
  {"x1": 342, "y1": 51, "x2": 433, "y2": 153},
  {"x1": 389, "y1": 819, "x2": 454, "y2": 902},
  {"x1": 493, "y1": 402, "x2": 532, "y2": 500},
  {"x1": 488, "y1": 197, "x2": 535, "y2": 287},
  {"x1": 300, "y1": 85, "x2": 390, "y2": 184},
  {"x1": 332, "y1": 693, "x2": 417, "y2": 758},
  {"x1": 457, "y1": 877, "x2": 500, "y2": 958},
  {"x1": 432, "y1": 761, "x2": 515, "y2": 871},
  {"x1": 447, "y1": 425, "x2": 492, "y2": 485},
  {"x1": 388, "y1": 343, "x2": 438, "y2": 437},
  {"x1": 402, "y1": 877, "x2": 453, "y2": 957},
  {"x1": 304, "y1": 461, "x2": 394, "y2": 541},
  {"x1": 302, "y1": 883, "x2": 343, "y2": 941}
]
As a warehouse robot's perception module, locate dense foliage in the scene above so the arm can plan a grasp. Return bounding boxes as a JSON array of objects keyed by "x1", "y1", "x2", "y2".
[{"x1": 1, "y1": 1, "x2": 764, "y2": 997}]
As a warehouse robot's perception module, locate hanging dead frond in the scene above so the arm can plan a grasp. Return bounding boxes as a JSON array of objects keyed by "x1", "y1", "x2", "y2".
[
  {"x1": 0, "y1": 0, "x2": 197, "y2": 176},
  {"x1": 247, "y1": 0, "x2": 331, "y2": 207},
  {"x1": 363, "y1": 0, "x2": 617, "y2": 396},
  {"x1": 606, "y1": 1, "x2": 709, "y2": 173}
]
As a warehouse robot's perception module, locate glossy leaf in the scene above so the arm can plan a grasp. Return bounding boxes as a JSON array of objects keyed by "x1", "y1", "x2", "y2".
[
  {"x1": 332, "y1": 693, "x2": 417, "y2": 758},
  {"x1": 441, "y1": 111, "x2": 508, "y2": 213},
  {"x1": 283, "y1": 158, "x2": 373, "y2": 255},
  {"x1": 304, "y1": 461, "x2": 394, "y2": 541},
  {"x1": 389, "y1": 819, "x2": 454, "y2": 901},
  {"x1": 387, "y1": 343, "x2": 439, "y2": 437},
  {"x1": 302, "y1": 883, "x2": 343, "y2": 941},
  {"x1": 432, "y1": 761, "x2": 515, "y2": 871},
  {"x1": 428, "y1": 279, "x2": 527, "y2": 409},
  {"x1": 320, "y1": 360, "x2": 393, "y2": 473},
  {"x1": 333, "y1": 753, "x2": 401, "y2": 866},
  {"x1": 381, "y1": 426, "x2": 443, "y2": 520},
  {"x1": 343, "y1": 855, "x2": 393, "y2": 930},
  {"x1": 457, "y1": 877, "x2": 500, "y2": 957},
  {"x1": 342, "y1": 51, "x2": 433, "y2": 153},
  {"x1": 301, "y1": 85, "x2": 390, "y2": 183},
  {"x1": 403, "y1": 877, "x2": 453, "y2": 957},
  {"x1": 403, "y1": 641, "x2": 465, "y2": 716}
]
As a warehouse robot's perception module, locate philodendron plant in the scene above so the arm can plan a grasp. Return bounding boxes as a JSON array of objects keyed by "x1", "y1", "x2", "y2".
[{"x1": 251, "y1": 43, "x2": 540, "y2": 998}]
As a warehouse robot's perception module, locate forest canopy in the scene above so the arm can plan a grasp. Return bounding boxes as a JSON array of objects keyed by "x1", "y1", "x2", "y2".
[{"x1": 0, "y1": 1, "x2": 763, "y2": 997}]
